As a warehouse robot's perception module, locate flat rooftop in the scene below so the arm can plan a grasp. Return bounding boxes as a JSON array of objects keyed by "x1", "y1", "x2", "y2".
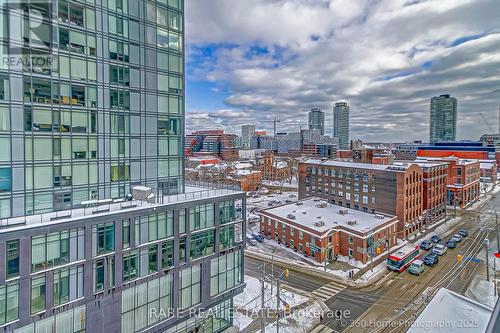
[
  {"x1": 0, "y1": 186, "x2": 243, "y2": 231},
  {"x1": 303, "y1": 159, "x2": 413, "y2": 172},
  {"x1": 261, "y1": 198, "x2": 397, "y2": 236}
]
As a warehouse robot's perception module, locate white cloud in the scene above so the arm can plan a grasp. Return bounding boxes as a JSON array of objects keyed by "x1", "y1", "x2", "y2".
[{"x1": 186, "y1": 0, "x2": 500, "y2": 141}]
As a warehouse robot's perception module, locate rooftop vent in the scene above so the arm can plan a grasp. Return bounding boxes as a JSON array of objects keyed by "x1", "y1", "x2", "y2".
[
  {"x1": 296, "y1": 202, "x2": 304, "y2": 206},
  {"x1": 314, "y1": 220, "x2": 325, "y2": 227},
  {"x1": 374, "y1": 214, "x2": 385, "y2": 220},
  {"x1": 315, "y1": 202, "x2": 327, "y2": 208},
  {"x1": 313, "y1": 198, "x2": 321, "y2": 202},
  {"x1": 302, "y1": 211, "x2": 307, "y2": 214},
  {"x1": 287, "y1": 214, "x2": 296, "y2": 220},
  {"x1": 338, "y1": 209, "x2": 349, "y2": 215},
  {"x1": 347, "y1": 220, "x2": 357, "y2": 226},
  {"x1": 133, "y1": 186, "x2": 152, "y2": 201}
]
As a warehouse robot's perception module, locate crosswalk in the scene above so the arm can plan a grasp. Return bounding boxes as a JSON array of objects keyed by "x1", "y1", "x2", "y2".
[
  {"x1": 311, "y1": 282, "x2": 346, "y2": 301},
  {"x1": 309, "y1": 324, "x2": 337, "y2": 333}
]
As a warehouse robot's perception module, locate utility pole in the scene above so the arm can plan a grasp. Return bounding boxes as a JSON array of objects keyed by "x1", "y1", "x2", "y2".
[
  {"x1": 485, "y1": 239, "x2": 490, "y2": 282},
  {"x1": 261, "y1": 262, "x2": 266, "y2": 333},
  {"x1": 496, "y1": 213, "x2": 499, "y2": 254},
  {"x1": 454, "y1": 196, "x2": 457, "y2": 218},
  {"x1": 276, "y1": 279, "x2": 281, "y2": 333},
  {"x1": 271, "y1": 254, "x2": 274, "y2": 295}
]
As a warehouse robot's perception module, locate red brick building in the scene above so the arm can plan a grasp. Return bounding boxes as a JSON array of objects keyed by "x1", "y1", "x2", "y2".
[
  {"x1": 479, "y1": 160, "x2": 497, "y2": 183},
  {"x1": 415, "y1": 161, "x2": 448, "y2": 224},
  {"x1": 417, "y1": 157, "x2": 480, "y2": 208},
  {"x1": 259, "y1": 198, "x2": 398, "y2": 264},
  {"x1": 298, "y1": 160, "x2": 423, "y2": 236}
]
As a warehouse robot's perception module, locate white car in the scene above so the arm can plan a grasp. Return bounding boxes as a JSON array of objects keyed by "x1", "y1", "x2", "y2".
[
  {"x1": 432, "y1": 244, "x2": 447, "y2": 256},
  {"x1": 452, "y1": 234, "x2": 463, "y2": 243}
]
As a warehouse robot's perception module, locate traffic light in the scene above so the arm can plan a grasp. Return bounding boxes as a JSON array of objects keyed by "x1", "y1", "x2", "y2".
[
  {"x1": 284, "y1": 269, "x2": 289, "y2": 278},
  {"x1": 457, "y1": 254, "x2": 462, "y2": 262},
  {"x1": 285, "y1": 303, "x2": 290, "y2": 314}
]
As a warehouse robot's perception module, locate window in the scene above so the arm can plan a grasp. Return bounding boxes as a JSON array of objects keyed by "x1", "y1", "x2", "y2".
[
  {"x1": 179, "y1": 237, "x2": 186, "y2": 263},
  {"x1": 219, "y1": 201, "x2": 236, "y2": 224},
  {"x1": 31, "y1": 231, "x2": 70, "y2": 272},
  {"x1": 110, "y1": 163, "x2": 130, "y2": 182},
  {"x1": 94, "y1": 259, "x2": 104, "y2": 292},
  {"x1": 57, "y1": 266, "x2": 84, "y2": 308},
  {"x1": 110, "y1": 64, "x2": 130, "y2": 85},
  {"x1": 110, "y1": 89, "x2": 130, "y2": 109},
  {"x1": 179, "y1": 265, "x2": 201, "y2": 309},
  {"x1": 121, "y1": 274, "x2": 172, "y2": 333},
  {"x1": 148, "y1": 245, "x2": 158, "y2": 273},
  {"x1": 161, "y1": 240, "x2": 174, "y2": 269},
  {"x1": 219, "y1": 225, "x2": 235, "y2": 251},
  {"x1": 31, "y1": 275, "x2": 46, "y2": 314},
  {"x1": 6, "y1": 240, "x2": 20, "y2": 278},
  {"x1": 0, "y1": 106, "x2": 9, "y2": 131},
  {"x1": 190, "y1": 230, "x2": 215, "y2": 260},
  {"x1": 348, "y1": 236, "x2": 353, "y2": 245},
  {"x1": 210, "y1": 251, "x2": 242, "y2": 296},
  {"x1": 189, "y1": 204, "x2": 214, "y2": 231},
  {"x1": 123, "y1": 251, "x2": 139, "y2": 282},
  {"x1": 0, "y1": 76, "x2": 9, "y2": 100},
  {"x1": 109, "y1": 39, "x2": 129, "y2": 62},
  {"x1": 123, "y1": 219, "x2": 130, "y2": 249},
  {"x1": 92, "y1": 222, "x2": 115, "y2": 256},
  {"x1": 0, "y1": 282, "x2": 18, "y2": 325}
]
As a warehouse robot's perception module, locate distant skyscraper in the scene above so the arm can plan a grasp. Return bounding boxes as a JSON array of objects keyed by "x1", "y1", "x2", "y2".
[
  {"x1": 334, "y1": 102, "x2": 350, "y2": 150},
  {"x1": 241, "y1": 124, "x2": 255, "y2": 148},
  {"x1": 429, "y1": 94, "x2": 457, "y2": 143},
  {"x1": 308, "y1": 108, "x2": 325, "y2": 135}
]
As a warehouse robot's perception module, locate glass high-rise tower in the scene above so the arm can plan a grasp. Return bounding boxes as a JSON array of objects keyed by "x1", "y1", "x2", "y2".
[
  {"x1": 429, "y1": 94, "x2": 457, "y2": 143},
  {"x1": 333, "y1": 102, "x2": 349, "y2": 150},
  {"x1": 0, "y1": 0, "x2": 185, "y2": 219},
  {"x1": 0, "y1": 1, "x2": 246, "y2": 333},
  {"x1": 308, "y1": 107, "x2": 324, "y2": 135}
]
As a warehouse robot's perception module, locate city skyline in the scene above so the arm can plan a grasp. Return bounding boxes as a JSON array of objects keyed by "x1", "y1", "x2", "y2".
[{"x1": 184, "y1": 0, "x2": 500, "y2": 142}]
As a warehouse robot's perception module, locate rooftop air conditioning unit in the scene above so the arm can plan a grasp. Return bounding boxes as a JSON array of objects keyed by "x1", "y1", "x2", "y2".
[
  {"x1": 338, "y1": 209, "x2": 349, "y2": 215},
  {"x1": 133, "y1": 186, "x2": 152, "y2": 201},
  {"x1": 313, "y1": 198, "x2": 321, "y2": 202},
  {"x1": 316, "y1": 202, "x2": 327, "y2": 208},
  {"x1": 287, "y1": 214, "x2": 296, "y2": 219},
  {"x1": 374, "y1": 214, "x2": 385, "y2": 219},
  {"x1": 296, "y1": 202, "x2": 303, "y2": 206},
  {"x1": 347, "y1": 220, "x2": 357, "y2": 226},
  {"x1": 314, "y1": 220, "x2": 325, "y2": 227}
]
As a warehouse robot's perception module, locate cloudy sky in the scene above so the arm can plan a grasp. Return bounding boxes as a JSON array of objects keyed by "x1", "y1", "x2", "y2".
[{"x1": 184, "y1": 0, "x2": 500, "y2": 142}]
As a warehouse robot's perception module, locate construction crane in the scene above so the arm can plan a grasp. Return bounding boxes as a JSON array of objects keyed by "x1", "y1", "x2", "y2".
[
  {"x1": 480, "y1": 112, "x2": 495, "y2": 133},
  {"x1": 273, "y1": 117, "x2": 281, "y2": 137}
]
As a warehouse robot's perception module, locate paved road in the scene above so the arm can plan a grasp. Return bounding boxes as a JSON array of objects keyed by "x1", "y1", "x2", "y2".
[{"x1": 243, "y1": 189, "x2": 500, "y2": 333}]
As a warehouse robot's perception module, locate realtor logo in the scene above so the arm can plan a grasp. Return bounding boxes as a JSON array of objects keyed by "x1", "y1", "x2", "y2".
[{"x1": 2, "y1": 0, "x2": 54, "y2": 71}]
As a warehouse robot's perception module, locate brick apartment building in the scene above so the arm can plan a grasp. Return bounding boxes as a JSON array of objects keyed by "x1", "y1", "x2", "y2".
[
  {"x1": 298, "y1": 160, "x2": 424, "y2": 236},
  {"x1": 417, "y1": 157, "x2": 481, "y2": 208},
  {"x1": 259, "y1": 198, "x2": 398, "y2": 263},
  {"x1": 479, "y1": 160, "x2": 497, "y2": 183},
  {"x1": 415, "y1": 161, "x2": 448, "y2": 224}
]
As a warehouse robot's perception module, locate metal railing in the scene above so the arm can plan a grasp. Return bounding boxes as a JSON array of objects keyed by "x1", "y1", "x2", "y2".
[{"x1": 0, "y1": 185, "x2": 242, "y2": 228}]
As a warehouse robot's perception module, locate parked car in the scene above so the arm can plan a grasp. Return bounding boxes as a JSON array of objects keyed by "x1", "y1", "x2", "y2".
[
  {"x1": 452, "y1": 234, "x2": 463, "y2": 243},
  {"x1": 458, "y1": 229, "x2": 469, "y2": 237},
  {"x1": 423, "y1": 253, "x2": 439, "y2": 266},
  {"x1": 446, "y1": 240, "x2": 457, "y2": 249},
  {"x1": 430, "y1": 235, "x2": 442, "y2": 243},
  {"x1": 246, "y1": 236, "x2": 257, "y2": 246},
  {"x1": 409, "y1": 260, "x2": 425, "y2": 275},
  {"x1": 420, "y1": 240, "x2": 434, "y2": 251},
  {"x1": 252, "y1": 233, "x2": 264, "y2": 243},
  {"x1": 432, "y1": 244, "x2": 447, "y2": 256}
]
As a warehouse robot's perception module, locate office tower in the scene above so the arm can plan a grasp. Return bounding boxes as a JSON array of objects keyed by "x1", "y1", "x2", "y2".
[
  {"x1": 0, "y1": 1, "x2": 245, "y2": 332},
  {"x1": 333, "y1": 102, "x2": 350, "y2": 150},
  {"x1": 429, "y1": 94, "x2": 457, "y2": 143},
  {"x1": 240, "y1": 124, "x2": 255, "y2": 149},
  {"x1": 308, "y1": 108, "x2": 324, "y2": 135}
]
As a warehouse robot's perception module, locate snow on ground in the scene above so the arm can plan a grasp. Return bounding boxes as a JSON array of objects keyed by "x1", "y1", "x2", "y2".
[
  {"x1": 235, "y1": 276, "x2": 307, "y2": 312},
  {"x1": 466, "y1": 279, "x2": 497, "y2": 308},
  {"x1": 358, "y1": 261, "x2": 388, "y2": 282},
  {"x1": 233, "y1": 313, "x2": 253, "y2": 331},
  {"x1": 261, "y1": 178, "x2": 299, "y2": 189},
  {"x1": 261, "y1": 302, "x2": 322, "y2": 333}
]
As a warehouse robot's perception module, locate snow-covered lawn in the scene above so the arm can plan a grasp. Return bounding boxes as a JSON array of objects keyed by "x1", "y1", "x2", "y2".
[
  {"x1": 262, "y1": 302, "x2": 322, "y2": 333},
  {"x1": 235, "y1": 276, "x2": 307, "y2": 312},
  {"x1": 233, "y1": 312, "x2": 253, "y2": 331}
]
